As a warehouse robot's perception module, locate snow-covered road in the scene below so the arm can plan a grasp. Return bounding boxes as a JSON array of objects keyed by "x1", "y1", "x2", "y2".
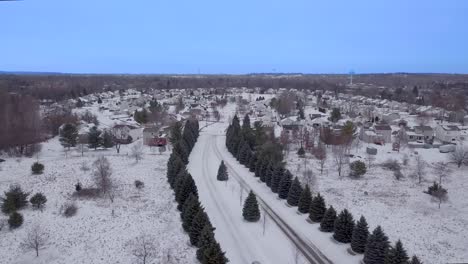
[
  {"x1": 188, "y1": 131, "x2": 308, "y2": 264},
  {"x1": 187, "y1": 122, "x2": 359, "y2": 264}
]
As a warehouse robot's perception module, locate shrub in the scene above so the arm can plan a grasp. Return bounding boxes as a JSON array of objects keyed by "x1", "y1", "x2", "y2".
[
  {"x1": 75, "y1": 182, "x2": 82, "y2": 192},
  {"x1": 382, "y1": 159, "x2": 400, "y2": 172},
  {"x1": 31, "y1": 162, "x2": 44, "y2": 175},
  {"x1": 297, "y1": 147, "x2": 305, "y2": 157},
  {"x1": 427, "y1": 182, "x2": 447, "y2": 196},
  {"x1": 30, "y1": 193, "x2": 47, "y2": 210},
  {"x1": 1, "y1": 185, "x2": 29, "y2": 214},
  {"x1": 62, "y1": 203, "x2": 78, "y2": 217},
  {"x1": 135, "y1": 180, "x2": 145, "y2": 189},
  {"x1": 394, "y1": 170, "x2": 404, "y2": 180},
  {"x1": 349, "y1": 161, "x2": 367, "y2": 178},
  {"x1": 8, "y1": 212, "x2": 24, "y2": 229}
]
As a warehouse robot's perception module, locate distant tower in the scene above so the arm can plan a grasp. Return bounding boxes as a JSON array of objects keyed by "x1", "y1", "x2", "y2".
[{"x1": 349, "y1": 70, "x2": 355, "y2": 86}]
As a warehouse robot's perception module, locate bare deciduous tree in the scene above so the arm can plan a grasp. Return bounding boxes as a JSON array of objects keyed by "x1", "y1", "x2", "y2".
[
  {"x1": 332, "y1": 145, "x2": 348, "y2": 178},
  {"x1": 131, "y1": 142, "x2": 144, "y2": 163},
  {"x1": 432, "y1": 161, "x2": 452, "y2": 185},
  {"x1": 93, "y1": 156, "x2": 114, "y2": 201},
  {"x1": 21, "y1": 224, "x2": 48, "y2": 257},
  {"x1": 131, "y1": 234, "x2": 158, "y2": 264},
  {"x1": 413, "y1": 155, "x2": 426, "y2": 184},
  {"x1": 313, "y1": 144, "x2": 327, "y2": 175},
  {"x1": 450, "y1": 145, "x2": 468, "y2": 168}
]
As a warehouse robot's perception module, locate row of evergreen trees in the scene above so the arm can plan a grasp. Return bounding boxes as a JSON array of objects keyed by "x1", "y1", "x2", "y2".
[
  {"x1": 59, "y1": 124, "x2": 116, "y2": 150},
  {"x1": 225, "y1": 114, "x2": 422, "y2": 264},
  {"x1": 166, "y1": 119, "x2": 228, "y2": 264}
]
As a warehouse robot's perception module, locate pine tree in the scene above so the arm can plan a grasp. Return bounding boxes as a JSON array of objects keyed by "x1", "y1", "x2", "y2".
[
  {"x1": 181, "y1": 194, "x2": 201, "y2": 232},
  {"x1": 173, "y1": 141, "x2": 189, "y2": 164},
  {"x1": 176, "y1": 173, "x2": 198, "y2": 211},
  {"x1": 169, "y1": 121, "x2": 183, "y2": 144},
  {"x1": 351, "y1": 215, "x2": 369, "y2": 254},
  {"x1": 320, "y1": 206, "x2": 336, "y2": 232},
  {"x1": 259, "y1": 158, "x2": 269, "y2": 182},
  {"x1": 309, "y1": 193, "x2": 326, "y2": 222},
  {"x1": 265, "y1": 163, "x2": 275, "y2": 187},
  {"x1": 201, "y1": 241, "x2": 229, "y2": 264},
  {"x1": 101, "y1": 130, "x2": 115, "y2": 148},
  {"x1": 278, "y1": 170, "x2": 292, "y2": 199},
  {"x1": 8, "y1": 211, "x2": 24, "y2": 229},
  {"x1": 363, "y1": 226, "x2": 390, "y2": 264},
  {"x1": 1, "y1": 185, "x2": 29, "y2": 214},
  {"x1": 197, "y1": 224, "x2": 216, "y2": 261},
  {"x1": 190, "y1": 210, "x2": 210, "y2": 246},
  {"x1": 217, "y1": 161, "x2": 229, "y2": 181},
  {"x1": 298, "y1": 185, "x2": 312, "y2": 214},
  {"x1": 409, "y1": 255, "x2": 422, "y2": 264},
  {"x1": 87, "y1": 126, "x2": 102, "y2": 150},
  {"x1": 333, "y1": 209, "x2": 355, "y2": 243},
  {"x1": 254, "y1": 158, "x2": 263, "y2": 178},
  {"x1": 271, "y1": 166, "x2": 284, "y2": 193},
  {"x1": 167, "y1": 154, "x2": 185, "y2": 188},
  {"x1": 248, "y1": 153, "x2": 257, "y2": 172},
  {"x1": 287, "y1": 177, "x2": 303, "y2": 206},
  {"x1": 242, "y1": 191, "x2": 260, "y2": 222},
  {"x1": 59, "y1": 123, "x2": 78, "y2": 149},
  {"x1": 385, "y1": 240, "x2": 409, "y2": 264},
  {"x1": 29, "y1": 193, "x2": 47, "y2": 211}
]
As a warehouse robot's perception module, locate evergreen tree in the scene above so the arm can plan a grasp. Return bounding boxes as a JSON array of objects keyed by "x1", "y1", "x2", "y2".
[
  {"x1": 59, "y1": 123, "x2": 78, "y2": 149},
  {"x1": 217, "y1": 161, "x2": 229, "y2": 181},
  {"x1": 248, "y1": 153, "x2": 257, "y2": 172},
  {"x1": 176, "y1": 172, "x2": 198, "y2": 211},
  {"x1": 287, "y1": 177, "x2": 303, "y2": 206},
  {"x1": 181, "y1": 194, "x2": 201, "y2": 232},
  {"x1": 31, "y1": 162, "x2": 44, "y2": 175},
  {"x1": 201, "y1": 241, "x2": 229, "y2": 264},
  {"x1": 173, "y1": 141, "x2": 189, "y2": 164},
  {"x1": 309, "y1": 193, "x2": 326, "y2": 222},
  {"x1": 1, "y1": 185, "x2": 29, "y2": 214},
  {"x1": 297, "y1": 147, "x2": 305, "y2": 157},
  {"x1": 242, "y1": 114, "x2": 251, "y2": 131},
  {"x1": 271, "y1": 166, "x2": 284, "y2": 193},
  {"x1": 242, "y1": 191, "x2": 260, "y2": 222},
  {"x1": 190, "y1": 210, "x2": 210, "y2": 246},
  {"x1": 330, "y1": 108, "x2": 342, "y2": 123},
  {"x1": 385, "y1": 240, "x2": 409, "y2": 264},
  {"x1": 298, "y1": 185, "x2": 312, "y2": 214},
  {"x1": 87, "y1": 126, "x2": 102, "y2": 150},
  {"x1": 167, "y1": 153, "x2": 185, "y2": 188},
  {"x1": 278, "y1": 170, "x2": 292, "y2": 199},
  {"x1": 333, "y1": 209, "x2": 355, "y2": 243},
  {"x1": 409, "y1": 255, "x2": 422, "y2": 264},
  {"x1": 351, "y1": 215, "x2": 369, "y2": 254},
  {"x1": 320, "y1": 206, "x2": 337, "y2": 232},
  {"x1": 265, "y1": 163, "x2": 275, "y2": 187},
  {"x1": 8, "y1": 211, "x2": 24, "y2": 229},
  {"x1": 169, "y1": 121, "x2": 183, "y2": 144},
  {"x1": 259, "y1": 158, "x2": 270, "y2": 183},
  {"x1": 29, "y1": 193, "x2": 47, "y2": 211},
  {"x1": 101, "y1": 130, "x2": 115, "y2": 148},
  {"x1": 254, "y1": 157, "x2": 263, "y2": 178},
  {"x1": 197, "y1": 224, "x2": 216, "y2": 261},
  {"x1": 363, "y1": 226, "x2": 390, "y2": 264}
]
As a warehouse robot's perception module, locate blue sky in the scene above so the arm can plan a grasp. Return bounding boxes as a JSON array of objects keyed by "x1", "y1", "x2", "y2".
[{"x1": 1, "y1": 0, "x2": 467, "y2": 74}]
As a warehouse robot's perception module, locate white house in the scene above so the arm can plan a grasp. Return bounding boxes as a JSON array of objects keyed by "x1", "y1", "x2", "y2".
[{"x1": 435, "y1": 124, "x2": 460, "y2": 143}]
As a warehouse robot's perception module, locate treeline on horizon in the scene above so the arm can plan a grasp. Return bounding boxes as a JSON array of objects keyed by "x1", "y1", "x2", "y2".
[{"x1": 1, "y1": 73, "x2": 468, "y2": 101}]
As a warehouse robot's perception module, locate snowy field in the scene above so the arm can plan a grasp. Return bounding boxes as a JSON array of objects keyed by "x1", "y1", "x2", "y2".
[
  {"x1": 284, "y1": 141, "x2": 468, "y2": 264},
  {"x1": 0, "y1": 139, "x2": 195, "y2": 264}
]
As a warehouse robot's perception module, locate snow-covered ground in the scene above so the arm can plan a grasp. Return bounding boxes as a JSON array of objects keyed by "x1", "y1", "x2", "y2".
[
  {"x1": 0, "y1": 138, "x2": 195, "y2": 264},
  {"x1": 285, "y1": 142, "x2": 468, "y2": 264}
]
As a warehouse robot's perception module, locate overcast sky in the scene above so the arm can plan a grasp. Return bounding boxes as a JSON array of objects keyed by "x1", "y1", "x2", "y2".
[{"x1": 1, "y1": 0, "x2": 467, "y2": 74}]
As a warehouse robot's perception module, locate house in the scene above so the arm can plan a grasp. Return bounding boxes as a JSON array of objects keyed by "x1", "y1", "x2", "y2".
[
  {"x1": 435, "y1": 124, "x2": 460, "y2": 143},
  {"x1": 381, "y1": 113, "x2": 400, "y2": 123},
  {"x1": 280, "y1": 117, "x2": 303, "y2": 130},
  {"x1": 143, "y1": 127, "x2": 167, "y2": 146},
  {"x1": 413, "y1": 126, "x2": 434, "y2": 141},
  {"x1": 374, "y1": 124, "x2": 392, "y2": 144}
]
